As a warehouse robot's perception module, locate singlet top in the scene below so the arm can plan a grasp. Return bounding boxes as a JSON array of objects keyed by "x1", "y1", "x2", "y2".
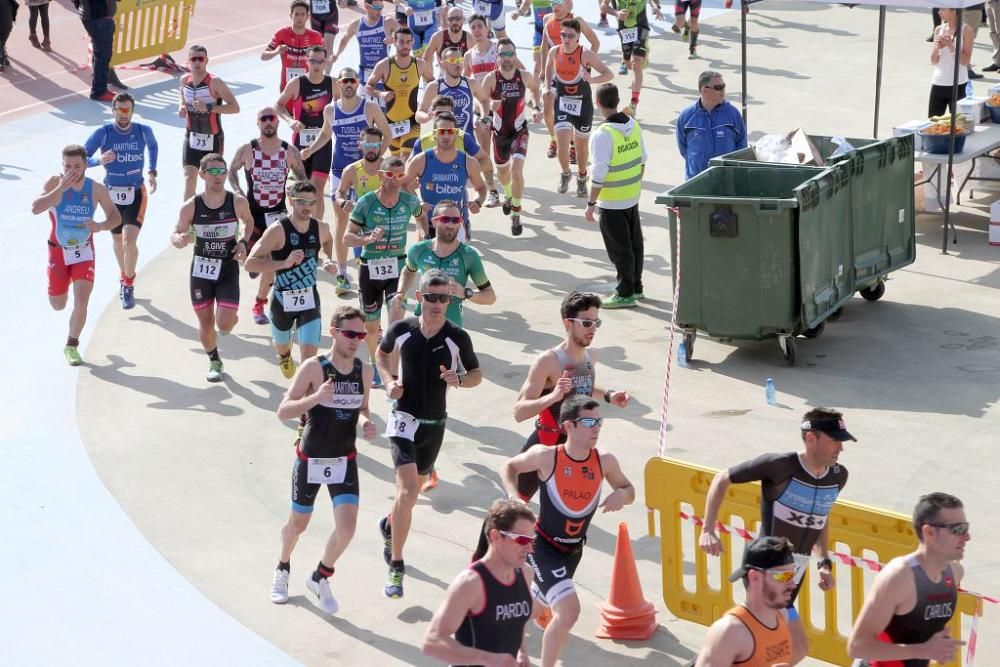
[
  {"x1": 358, "y1": 16, "x2": 389, "y2": 72},
  {"x1": 244, "y1": 139, "x2": 290, "y2": 210},
  {"x1": 406, "y1": 0, "x2": 438, "y2": 31},
  {"x1": 84, "y1": 122, "x2": 158, "y2": 187},
  {"x1": 725, "y1": 605, "x2": 792, "y2": 667},
  {"x1": 492, "y1": 68, "x2": 528, "y2": 134},
  {"x1": 609, "y1": 0, "x2": 651, "y2": 29},
  {"x1": 182, "y1": 73, "x2": 223, "y2": 136},
  {"x1": 332, "y1": 98, "x2": 370, "y2": 171},
  {"x1": 268, "y1": 26, "x2": 325, "y2": 89},
  {"x1": 468, "y1": 41, "x2": 499, "y2": 83},
  {"x1": 271, "y1": 216, "x2": 322, "y2": 292},
  {"x1": 192, "y1": 192, "x2": 239, "y2": 260},
  {"x1": 931, "y1": 25, "x2": 970, "y2": 86},
  {"x1": 438, "y1": 76, "x2": 475, "y2": 134},
  {"x1": 352, "y1": 160, "x2": 382, "y2": 201},
  {"x1": 543, "y1": 11, "x2": 572, "y2": 48},
  {"x1": 441, "y1": 29, "x2": 471, "y2": 56},
  {"x1": 300, "y1": 356, "x2": 365, "y2": 458},
  {"x1": 385, "y1": 57, "x2": 421, "y2": 122},
  {"x1": 453, "y1": 561, "x2": 533, "y2": 664},
  {"x1": 535, "y1": 347, "x2": 595, "y2": 434},
  {"x1": 871, "y1": 557, "x2": 958, "y2": 667},
  {"x1": 294, "y1": 75, "x2": 334, "y2": 147},
  {"x1": 405, "y1": 239, "x2": 491, "y2": 327},
  {"x1": 350, "y1": 190, "x2": 423, "y2": 259},
  {"x1": 49, "y1": 179, "x2": 96, "y2": 248},
  {"x1": 553, "y1": 45, "x2": 586, "y2": 86},
  {"x1": 421, "y1": 150, "x2": 469, "y2": 211},
  {"x1": 536, "y1": 445, "x2": 602, "y2": 551}
]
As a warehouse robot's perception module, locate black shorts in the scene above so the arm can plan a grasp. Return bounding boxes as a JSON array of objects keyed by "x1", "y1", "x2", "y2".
[
  {"x1": 553, "y1": 81, "x2": 593, "y2": 135},
  {"x1": 249, "y1": 204, "x2": 287, "y2": 246},
  {"x1": 389, "y1": 420, "x2": 446, "y2": 476},
  {"x1": 311, "y1": 11, "x2": 339, "y2": 35},
  {"x1": 359, "y1": 259, "x2": 403, "y2": 321},
  {"x1": 110, "y1": 184, "x2": 147, "y2": 234},
  {"x1": 183, "y1": 131, "x2": 224, "y2": 168},
  {"x1": 190, "y1": 258, "x2": 241, "y2": 310},
  {"x1": 619, "y1": 26, "x2": 650, "y2": 59},
  {"x1": 674, "y1": 0, "x2": 702, "y2": 16},
  {"x1": 290, "y1": 453, "x2": 359, "y2": 513},
  {"x1": 269, "y1": 288, "x2": 323, "y2": 345},
  {"x1": 303, "y1": 140, "x2": 333, "y2": 178},
  {"x1": 527, "y1": 536, "x2": 584, "y2": 607},
  {"x1": 492, "y1": 126, "x2": 530, "y2": 165}
]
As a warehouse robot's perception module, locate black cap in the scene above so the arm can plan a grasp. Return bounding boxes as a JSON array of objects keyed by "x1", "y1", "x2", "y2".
[
  {"x1": 801, "y1": 417, "x2": 857, "y2": 442},
  {"x1": 729, "y1": 536, "x2": 795, "y2": 582}
]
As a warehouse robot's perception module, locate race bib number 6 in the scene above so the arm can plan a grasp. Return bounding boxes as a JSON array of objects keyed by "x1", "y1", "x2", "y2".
[
  {"x1": 385, "y1": 410, "x2": 418, "y2": 441},
  {"x1": 558, "y1": 96, "x2": 582, "y2": 116},
  {"x1": 307, "y1": 457, "x2": 347, "y2": 484}
]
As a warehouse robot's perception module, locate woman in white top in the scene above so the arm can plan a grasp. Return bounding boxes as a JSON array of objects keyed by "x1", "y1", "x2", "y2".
[{"x1": 929, "y1": 8, "x2": 974, "y2": 117}]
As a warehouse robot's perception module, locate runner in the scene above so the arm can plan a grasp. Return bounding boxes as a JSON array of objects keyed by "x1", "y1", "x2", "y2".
[
  {"x1": 694, "y1": 537, "x2": 797, "y2": 667},
  {"x1": 307, "y1": 0, "x2": 342, "y2": 75},
  {"x1": 365, "y1": 28, "x2": 431, "y2": 159},
  {"x1": 169, "y1": 153, "x2": 255, "y2": 383},
  {"x1": 600, "y1": 0, "x2": 662, "y2": 112},
  {"x1": 699, "y1": 409, "x2": 857, "y2": 663},
  {"x1": 245, "y1": 180, "x2": 339, "y2": 378},
  {"x1": 417, "y1": 47, "x2": 483, "y2": 138},
  {"x1": 31, "y1": 144, "x2": 121, "y2": 367},
  {"x1": 229, "y1": 107, "x2": 308, "y2": 327},
  {"x1": 261, "y1": 0, "x2": 324, "y2": 94},
  {"x1": 414, "y1": 95, "x2": 485, "y2": 158},
  {"x1": 539, "y1": 0, "x2": 599, "y2": 160},
  {"x1": 276, "y1": 45, "x2": 335, "y2": 224},
  {"x1": 463, "y1": 14, "x2": 504, "y2": 207},
  {"x1": 344, "y1": 156, "x2": 428, "y2": 388},
  {"x1": 302, "y1": 67, "x2": 392, "y2": 295},
  {"x1": 422, "y1": 499, "x2": 536, "y2": 666},
  {"x1": 422, "y1": 7, "x2": 470, "y2": 81},
  {"x1": 270, "y1": 305, "x2": 378, "y2": 615},
  {"x1": 178, "y1": 45, "x2": 240, "y2": 201},
  {"x1": 673, "y1": 0, "x2": 701, "y2": 59},
  {"x1": 848, "y1": 492, "x2": 969, "y2": 666},
  {"x1": 545, "y1": 18, "x2": 613, "y2": 198},
  {"x1": 404, "y1": 111, "x2": 487, "y2": 241},
  {"x1": 479, "y1": 38, "x2": 544, "y2": 235},
  {"x1": 333, "y1": 125, "x2": 386, "y2": 221},
  {"x1": 399, "y1": 0, "x2": 440, "y2": 57},
  {"x1": 474, "y1": 0, "x2": 508, "y2": 39},
  {"x1": 332, "y1": 0, "x2": 398, "y2": 88},
  {"x1": 500, "y1": 395, "x2": 635, "y2": 667},
  {"x1": 511, "y1": 0, "x2": 553, "y2": 80},
  {"x1": 375, "y1": 269, "x2": 483, "y2": 599},
  {"x1": 83, "y1": 92, "x2": 158, "y2": 310}
]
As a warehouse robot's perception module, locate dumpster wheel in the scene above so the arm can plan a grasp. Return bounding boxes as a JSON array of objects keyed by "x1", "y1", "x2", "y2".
[
  {"x1": 803, "y1": 321, "x2": 825, "y2": 339},
  {"x1": 682, "y1": 330, "x2": 695, "y2": 364},
  {"x1": 860, "y1": 281, "x2": 886, "y2": 302},
  {"x1": 779, "y1": 335, "x2": 797, "y2": 367},
  {"x1": 828, "y1": 307, "x2": 844, "y2": 321}
]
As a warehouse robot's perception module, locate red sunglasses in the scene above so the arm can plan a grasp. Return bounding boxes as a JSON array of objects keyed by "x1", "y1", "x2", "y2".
[
  {"x1": 501, "y1": 530, "x2": 534, "y2": 546},
  {"x1": 335, "y1": 328, "x2": 368, "y2": 340}
]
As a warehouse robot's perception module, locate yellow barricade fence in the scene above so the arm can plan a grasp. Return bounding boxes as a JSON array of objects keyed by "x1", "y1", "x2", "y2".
[
  {"x1": 645, "y1": 456, "x2": 980, "y2": 667},
  {"x1": 111, "y1": 0, "x2": 197, "y2": 67}
]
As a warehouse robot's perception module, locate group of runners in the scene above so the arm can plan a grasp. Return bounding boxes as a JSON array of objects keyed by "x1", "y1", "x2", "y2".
[{"x1": 30, "y1": 0, "x2": 975, "y2": 665}]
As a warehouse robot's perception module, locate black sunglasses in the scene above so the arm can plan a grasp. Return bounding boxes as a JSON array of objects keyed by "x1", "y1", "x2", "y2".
[
  {"x1": 422, "y1": 293, "x2": 453, "y2": 304},
  {"x1": 704, "y1": 83, "x2": 726, "y2": 91},
  {"x1": 929, "y1": 522, "x2": 970, "y2": 536}
]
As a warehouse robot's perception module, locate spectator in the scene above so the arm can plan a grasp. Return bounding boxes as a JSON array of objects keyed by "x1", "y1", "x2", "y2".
[
  {"x1": 985, "y1": 0, "x2": 1000, "y2": 72},
  {"x1": 27, "y1": 0, "x2": 50, "y2": 52},
  {"x1": 73, "y1": 0, "x2": 118, "y2": 101},
  {"x1": 0, "y1": 0, "x2": 13, "y2": 73},
  {"x1": 965, "y1": 3, "x2": 985, "y2": 78},
  {"x1": 676, "y1": 70, "x2": 746, "y2": 181},
  {"x1": 930, "y1": 9, "x2": 973, "y2": 117}
]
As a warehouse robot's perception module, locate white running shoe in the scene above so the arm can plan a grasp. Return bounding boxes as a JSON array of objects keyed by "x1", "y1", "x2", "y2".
[
  {"x1": 270, "y1": 568, "x2": 290, "y2": 604},
  {"x1": 306, "y1": 576, "x2": 340, "y2": 614}
]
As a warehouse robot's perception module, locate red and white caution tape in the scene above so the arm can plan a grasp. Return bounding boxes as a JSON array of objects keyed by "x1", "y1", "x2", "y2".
[
  {"x1": 967, "y1": 597, "x2": 982, "y2": 666},
  {"x1": 657, "y1": 207, "x2": 682, "y2": 459}
]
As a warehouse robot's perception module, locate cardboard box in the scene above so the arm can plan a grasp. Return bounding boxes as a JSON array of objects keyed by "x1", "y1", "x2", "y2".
[
  {"x1": 894, "y1": 120, "x2": 934, "y2": 152},
  {"x1": 990, "y1": 200, "x2": 1000, "y2": 245},
  {"x1": 785, "y1": 128, "x2": 826, "y2": 166},
  {"x1": 958, "y1": 97, "x2": 987, "y2": 126}
]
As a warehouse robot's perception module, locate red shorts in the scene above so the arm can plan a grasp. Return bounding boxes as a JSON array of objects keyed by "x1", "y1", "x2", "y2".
[{"x1": 48, "y1": 242, "x2": 95, "y2": 296}]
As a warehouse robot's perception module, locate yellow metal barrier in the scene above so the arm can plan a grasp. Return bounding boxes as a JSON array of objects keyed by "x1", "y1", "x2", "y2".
[
  {"x1": 645, "y1": 456, "x2": 979, "y2": 666},
  {"x1": 111, "y1": 0, "x2": 197, "y2": 67}
]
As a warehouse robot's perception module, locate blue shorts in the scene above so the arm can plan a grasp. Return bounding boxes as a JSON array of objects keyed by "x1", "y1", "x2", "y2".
[
  {"x1": 533, "y1": 7, "x2": 553, "y2": 50},
  {"x1": 475, "y1": 0, "x2": 507, "y2": 30}
]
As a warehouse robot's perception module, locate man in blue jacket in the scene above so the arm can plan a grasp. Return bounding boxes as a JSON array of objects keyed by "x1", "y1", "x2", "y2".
[{"x1": 676, "y1": 70, "x2": 746, "y2": 180}]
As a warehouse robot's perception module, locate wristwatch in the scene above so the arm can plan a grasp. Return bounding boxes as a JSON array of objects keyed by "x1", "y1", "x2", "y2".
[
  {"x1": 587, "y1": 201, "x2": 597, "y2": 207},
  {"x1": 148, "y1": 169, "x2": 158, "y2": 177},
  {"x1": 817, "y1": 557, "x2": 833, "y2": 571},
  {"x1": 464, "y1": 287, "x2": 475, "y2": 299}
]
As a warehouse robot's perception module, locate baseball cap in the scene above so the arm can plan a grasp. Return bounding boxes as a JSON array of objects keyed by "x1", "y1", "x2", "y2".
[
  {"x1": 801, "y1": 416, "x2": 857, "y2": 442},
  {"x1": 728, "y1": 536, "x2": 795, "y2": 582}
]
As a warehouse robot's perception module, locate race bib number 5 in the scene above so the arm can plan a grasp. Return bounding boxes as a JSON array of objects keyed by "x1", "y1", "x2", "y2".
[
  {"x1": 307, "y1": 457, "x2": 347, "y2": 484},
  {"x1": 367, "y1": 257, "x2": 399, "y2": 279},
  {"x1": 282, "y1": 287, "x2": 316, "y2": 312},
  {"x1": 558, "y1": 96, "x2": 582, "y2": 116},
  {"x1": 385, "y1": 410, "x2": 418, "y2": 441},
  {"x1": 188, "y1": 132, "x2": 213, "y2": 150},
  {"x1": 192, "y1": 256, "x2": 222, "y2": 281},
  {"x1": 62, "y1": 241, "x2": 94, "y2": 266}
]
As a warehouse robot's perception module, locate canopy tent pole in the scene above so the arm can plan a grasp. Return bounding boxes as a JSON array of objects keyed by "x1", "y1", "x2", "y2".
[
  {"x1": 943, "y1": 8, "x2": 964, "y2": 254},
  {"x1": 741, "y1": 0, "x2": 749, "y2": 124},
  {"x1": 874, "y1": 6, "x2": 886, "y2": 138}
]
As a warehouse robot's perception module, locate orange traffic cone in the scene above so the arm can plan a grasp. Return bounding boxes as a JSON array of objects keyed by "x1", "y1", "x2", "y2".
[{"x1": 595, "y1": 522, "x2": 658, "y2": 640}]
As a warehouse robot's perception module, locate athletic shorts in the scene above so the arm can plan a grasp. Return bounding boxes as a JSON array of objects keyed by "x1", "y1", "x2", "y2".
[
  {"x1": 109, "y1": 184, "x2": 148, "y2": 234},
  {"x1": 269, "y1": 288, "x2": 323, "y2": 346},
  {"x1": 493, "y1": 126, "x2": 530, "y2": 165},
  {"x1": 553, "y1": 80, "x2": 593, "y2": 135},
  {"x1": 183, "y1": 131, "x2": 224, "y2": 168},
  {"x1": 359, "y1": 259, "x2": 403, "y2": 321},
  {"x1": 190, "y1": 257, "x2": 240, "y2": 311},
  {"x1": 474, "y1": 0, "x2": 506, "y2": 30},
  {"x1": 620, "y1": 26, "x2": 650, "y2": 59},
  {"x1": 408, "y1": 19, "x2": 438, "y2": 53},
  {"x1": 302, "y1": 138, "x2": 332, "y2": 179},
  {"x1": 389, "y1": 118, "x2": 421, "y2": 154},
  {"x1": 528, "y1": 536, "x2": 584, "y2": 608},
  {"x1": 47, "y1": 241, "x2": 95, "y2": 296},
  {"x1": 311, "y1": 10, "x2": 340, "y2": 35},
  {"x1": 249, "y1": 204, "x2": 287, "y2": 247},
  {"x1": 389, "y1": 419, "x2": 446, "y2": 475},
  {"x1": 675, "y1": 0, "x2": 702, "y2": 16},
  {"x1": 291, "y1": 452, "x2": 360, "y2": 513},
  {"x1": 533, "y1": 6, "x2": 553, "y2": 50}
]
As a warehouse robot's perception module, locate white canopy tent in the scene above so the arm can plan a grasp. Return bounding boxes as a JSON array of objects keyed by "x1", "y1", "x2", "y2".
[{"x1": 736, "y1": 0, "x2": 984, "y2": 252}]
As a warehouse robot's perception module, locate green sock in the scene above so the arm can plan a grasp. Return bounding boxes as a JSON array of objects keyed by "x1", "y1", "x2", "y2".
[{"x1": 502, "y1": 182, "x2": 513, "y2": 199}]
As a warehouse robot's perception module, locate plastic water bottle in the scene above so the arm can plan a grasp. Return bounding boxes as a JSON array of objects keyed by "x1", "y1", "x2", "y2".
[
  {"x1": 966, "y1": 79, "x2": 974, "y2": 99},
  {"x1": 765, "y1": 378, "x2": 776, "y2": 405},
  {"x1": 677, "y1": 341, "x2": 688, "y2": 368}
]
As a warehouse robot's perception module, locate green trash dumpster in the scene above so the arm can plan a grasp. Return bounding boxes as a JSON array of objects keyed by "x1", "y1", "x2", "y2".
[
  {"x1": 656, "y1": 164, "x2": 855, "y2": 366},
  {"x1": 710, "y1": 135, "x2": 875, "y2": 168}
]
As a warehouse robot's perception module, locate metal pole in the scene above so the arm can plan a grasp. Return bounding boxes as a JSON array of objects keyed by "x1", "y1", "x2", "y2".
[
  {"x1": 874, "y1": 6, "x2": 886, "y2": 138},
  {"x1": 942, "y1": 9, "x2": 963, "y2": 253},
  {"x1": 741, "y1": 0, "x2": 748, "y2": 125}
]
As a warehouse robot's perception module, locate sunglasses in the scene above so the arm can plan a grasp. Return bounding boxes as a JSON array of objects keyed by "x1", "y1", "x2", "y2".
[
  {"x1": 434, "y1": 215, "x2": 463, "y2": 225},
  {"x1": 560, "y1": 31, "x2": 579, "y2": 39},
  {"x1": 568, "y1": 317, "x2": 601, "y2": 329},
  {"x1": 114, "y1": 106, "x2": 133, "y2": 113},
  {"x1": 189, "y1": 55, "x2": 206, "y2": 63},
  {"x1": 500, "y1": 531, "x2": 534, "y2": 546},
  {"x1": 573, "y1": 417, "x2": 603, "y2": 428},
  {"x1": 422, "y1": 293, "x2": 453, "y2": 304},
  {"x1": 360, "y1": 141, "x2": 381, "y2": 149},
  {"x1": 308, "y1": 58, "x2": 327, "y2": 65},
  {"x1": 202, "y1": 167, "x2": 227, "y2": 175},
  {"x1": 704, "y1": 83, "x2": 726, "y2": 91},
  {"x1": 258, "y1": 114, "x2": 277, "y2": 122},
  {"x1": 339, "y1": 77, "x2": 359, "y2": 84},
  {"x1": 929, "y1": 522, "x2": 970, "y2": 536},
  {"x1": 443, "y1": 56, "x2": 464, "y2": 64},
  {"x1": 436, "y1": 128, "x2": 458, "y2": 136},
  {"x1": 335, "y1": 328, "x2": 368, "y2": 340},
  {"x1": 498, "y1": 50, "x2": 516, "y2": 58},
  {"x1": 749, "y1": 567, "x2": 797, "y2": 583},
  {"x1": 379, "y1": 170, "x2": 404, "y2": 180},
  {"x1": 290, "y1": 197, "x2": 317, "y2": 205}
]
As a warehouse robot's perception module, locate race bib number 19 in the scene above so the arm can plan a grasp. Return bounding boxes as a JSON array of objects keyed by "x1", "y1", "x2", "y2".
[
  {"x1": 385, "y1": 410, "x2": 418, "y2": 441},
  {"x1": 558, "y1": 96, "x2": 582, "y2": 116},
  {"x1": 307, "y1": 456, "x2": 347, "y2": 484},
  {"x1": 108, "y1": 185, "x2": 136, "y2": 206}
]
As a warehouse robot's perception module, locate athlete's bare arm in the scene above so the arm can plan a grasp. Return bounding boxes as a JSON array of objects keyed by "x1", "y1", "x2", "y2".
[
  {"x1": 421, "y1": 33, "x2": 442, "y2": 81},
  {"x1": 402, "y1": 151, "x2": 427, "y2": 193},
  {"x1": 364, "y1": 58, "x2": 391, "y2": 100},
  {"x1": 276, "y1": 78, "x2": 302, "y2": 128},
  {"x1": 581, "y1": 21, "x2": 600, "y2": 52},
  {"x1": 245, "y1": 223, "x2": 296, "y2": 274},
  {"x1": 31, "y1": 174, "x2": 70, "y2": 215},
  {"x1": 582, "y1": 51, "x2": 614, "y2": 86},
  {"x1": 302, "y1": 105, "x2": 335, "y2": 159},
  {"x1": 695, "y1": 616, "x2": 753, "y2": 667},
  {"x1": 233, "y1": 195, "x2": 254, "y2": 261},
  {"x1": 512, "y1": 352, "x2": 564, "y2": 422},
  {"x1": 415, "y1": 80, "x2": 441, "y2": 124},
  {"x1": 318, "y1": 221, "x2": 338, "y2": 270},
  {"x1": 334, "y1": 19, "x2": 361, "y2": 59},
  {"x1": 598, "y1": 452, "x2": 635, "y2": 512},
  {"x1": 170, "y1": 198, "x2": 196, "y2": 248},
  {"x1": 177, "y1": 79, "x2": 187, "y2": 118},
  {"x1": 501, "y1": 445, "x2": 555, "y2": 498},
  {"x1": 543, "y1": 48, "x2": 556, "y2": 91},
  {"x1": 227, "y1": 143, "x2": 252, "y2": 197},
  {"x1": 699, "y1": 469, "x2": 733, "y2": 556},
  {"x1": 86, "y1": 182, "x2": 122, "y2": 233},
  {"x1": 343, "y1": 218, "x2": 377, "y2": 248},
  {"x1": 276, "y1": 357, "x2": 326, "y2": 420},
  {"x1": 523, "y1": 71, "x2": 543, "y2": 111},
  {"x1": 334, "y1": 163, "x2": 357, "y2": 211},
  {"x1": 285, "y1": 145, "x2": 308, "y2": 181},
  {"x1": 422, "y1": 569, "x2": 499, "y2": 664},
  {"x1": 365, "y1": 101, "x2": 393, "y2": 154},
  {"x1": 210, "y1": 78, "x2": 241, "y2": 115},
  {"x1": 477, "y1": 73, "x2": 496, "y2": 116},
  {"x1": 467, "y1": 155, "x2": 487, "y2": 212},
  {"x1": 359, "y1": 362, "x2": 376, "y2": 437}
]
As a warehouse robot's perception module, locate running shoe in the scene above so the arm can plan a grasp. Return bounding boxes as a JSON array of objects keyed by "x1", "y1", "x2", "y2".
[
  {"x1": 576, "y1": 175, "x2": 588, "y2": 198},
  {"x1": 557, "y1": 172, "x2": 571, "y2": 194},
  {"x1": 682, "y1": 25, "x2": 690, "y2": 41},
  {"x1": 421, "y1": 469, "x2": 439, "y2": 493},
  {"x1": 501, "y1": 197, "x2": 512, "y2": 216},
  {"x1": 688, "y1": 48, "x2": 698, "y2": 60},
  {"x1": 511, "y1": 213, "x2": 523, "y2": 237},
  {"x1": 279, "y1": 355, "x2": 297, "y2": 379},
  {"x1": 485, "y1": 190, "x2": 501, "y2": 208},
  {"x1": 378, "y1": 516, "x2": 392, "y2": 565},
  {"x1": 270, "y1": 569, "x2": 290, "y2": 604},
  {"x1": 598, "y1": 14, "x2": 609, "y2": 27},
  {"x1": 206, "y1": 360, "x2": 224, "y2": 383},
  {"x1": 121, "y1": 284, "x2": 135, "y2": 310},
  {"x1": 335, "y1": 274, "x2": 352, "y2": 295},
  {"x1": 633, "y1": 291, "x2": 645, "y2": 300},
  {"x1": 671, "y1": 24, "x2": 681, "y2": 35},
  {"x1": 306, "y1": 576, "x2": 340, "y2": 614},
  {"x1": 547, "y1": 140, "x2": 557, "y2": 159},
  {"x1": 64, "y1": 346, "x2": 83, "y2": 367},
  {"x1": 372, "y1": 365, "x2": 383, "y2": 389},
  {"x1": 627, "y1": 102, "x2": 638, "y2": 116},
  {"x1": 384, "y1": 566, "x2": 405, "y2": 599},
  {"x1": 534, "y1": 605, "x2": 553, "y2": 631},
  {"x1": 252, "y1": 301, "x2": 269, "y2": 325},
  {"x1": 603, "y1": 293, "x2": 638, "y2": 309},
  {"x1": 569, "y1": 144, "x2": 577, "y2": 165},
  {"x1": 618, "y1": 61, "x2": 628, "y2": 75}
]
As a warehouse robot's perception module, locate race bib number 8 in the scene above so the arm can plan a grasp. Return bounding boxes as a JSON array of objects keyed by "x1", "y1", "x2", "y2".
[
  {"x1": 307, "y1": 457, "x2": 347, "y2": 484},
  {"x1": 389, "y1": 119, "x2": 411, "y2": 138},
  {"x1": 192, "y1": 256, "x2": 222, "y2": 281},
  {"x1": 108, "y1": 185, "x2": 136, "y2": 206},
  {"x1": 299, "y1": 128, "x2": 320, "y2": 147},
  {"x1": 62, "y1": 242, "x2": 94, "y2": 266},
  {"x1": 385, "y1": 410, "x2": 418, "y2": 441},
  {"x1": 558, "y1": 96, "x2": 582, "y2": 116},
  {"x1": 282, "y1": 287, "x2": 316, "y2": 312},
  {"x1": 189, "y1": 132, "x2": 213, "y2": 150},
  {"x1": 620, "y1": 27, "x2": 639, "y2": 44},
  {"x1": 367, "y1": 257, "x2": 399, "y2": 279}
]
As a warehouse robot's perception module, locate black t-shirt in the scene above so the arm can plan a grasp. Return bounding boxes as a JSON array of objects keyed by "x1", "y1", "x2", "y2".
[
  {"x1": 378, "y1": 317, "x2": 479, "y2": 420},
  {"x1": 728, "y1": 452, "x2": 848, "y2": 555}
]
